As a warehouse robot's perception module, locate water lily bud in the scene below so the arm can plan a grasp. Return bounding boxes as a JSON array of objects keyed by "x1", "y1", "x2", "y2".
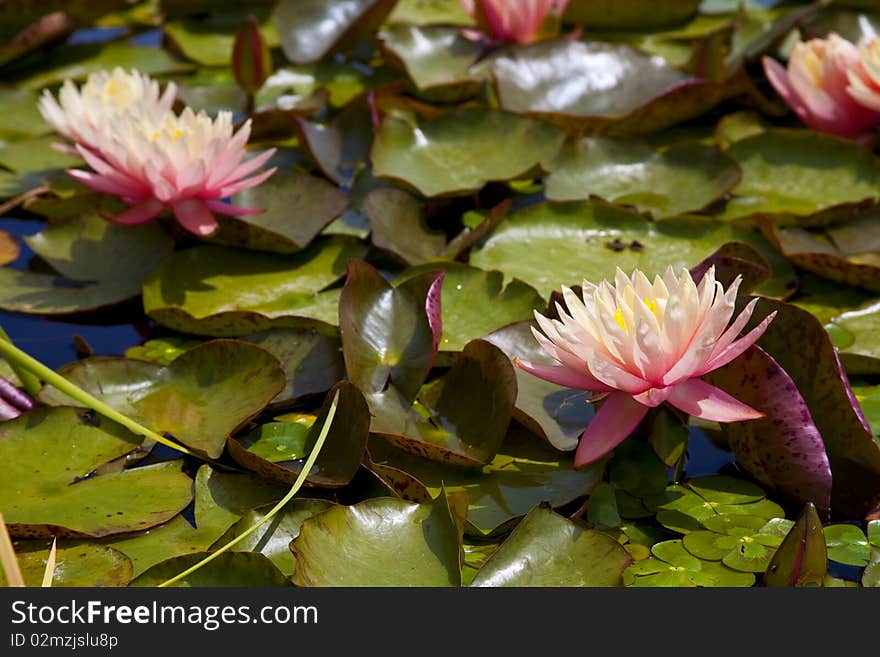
[
  {"x1": 515, "y1": 267, "x2": 775, "y2": 468},
  {"x1": 232, "y1": 15, "x2": 272, "y2": 96},
  {"x1": 762, "y1": 33, "x2": 880, "y2": 139},
  {"x1": 460, "y1": 0, "x2": 570, "y2": 46}
]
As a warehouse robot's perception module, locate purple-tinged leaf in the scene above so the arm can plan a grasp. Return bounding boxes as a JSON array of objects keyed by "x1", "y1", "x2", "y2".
[
  {"x1": 690, "y1": 241, "x2": 770, "y2": 294},
  {"x1": 0, "y1": 375, "x2": 33, "y2": 412},
  {"x1": 703, "y1": 346, "x2": 832, "y2": 519},
  {"x1": 762, "y1": 502, "x2": 827, "y2": 587},
  {"x1": 425, "y1": 272, "x2": 444, "y2": 370}
]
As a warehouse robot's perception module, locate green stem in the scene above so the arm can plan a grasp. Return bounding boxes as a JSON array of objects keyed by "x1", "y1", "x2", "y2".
[
  {"x1": 158, "y1": 390, "x2": 339, "y2": 588},
  {"x1": 0, "y1": 337, "x2": 197, "y2": 458},
  {"x1": 0, "y1": 328, "x2": 42, "y2": 397}
]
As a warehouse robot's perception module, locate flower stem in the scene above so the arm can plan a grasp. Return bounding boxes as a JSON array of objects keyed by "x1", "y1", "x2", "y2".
[
  {"x1": 0, "y1": 327, "x2": 42, "y2": 397},
  {"x1": 0, "y1": 336, "x2": 197, "y2": 458},
  {"x1": 157, "y1": 390, "x2": 339, "y2": 588}
]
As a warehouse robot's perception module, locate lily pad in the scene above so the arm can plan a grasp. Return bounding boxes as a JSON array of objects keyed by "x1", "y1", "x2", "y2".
[
  {"x1": 367, "y1": 426, "x2": 605, "y2": 535},
  {"x1": 824, "y1": 524, "x2": 871, "y2": 567},
  {"x1": 364, "y1": 188, "x2": 448, "y2": 265},
  {"x1": 471, "y1": 505, "x2": 631, "y2": 587},
  {"x1": 0, "y1": 136, "x2": 83, "y2": 173},
  {"x1": 131, "y1": 552, "x2": 291, "y2": 587},
  {"x1": 624, "y1": 539, "x2": 756, "y2": 587},
  {"x1": 142, "y1": 237, "x2": 366, "y2": 337},
  {"x1": 0, "y1": 542, "x2": 132, "y2": 587},
  {"x1": 396, "y1": 262, "x2": 544, "y2": 353},
  {"x1": 371, "y1": 108, "x2": 565, "y2": 197},
  {"x1": 544, "y1": 138, "x2": 741, "y2": 218},
  {"x1": 0, "y1": 231, "x2": 19, "y2": 266},
  {"x1": 125, "y1": 337, "x2": 201, "y2": 366},
  {"x1": 0, "y1": 88, "x2": 49, "y2": 140},
  {"x1": 291, "y1": 491, "x2": 465, "y2": 586},
  {"x1": 387, "y1": 0, "x2": 472, "y2": 25},
  {"x1": 564, "y1": 0, "x2": 701, "y2": 30},
  {"x1": 491, "y1": 39, "x2": 745, "y2": 136},
  {"x1": 39, "y1": 340, "x2": 286, "y2": 459},
  {"x1": 104, "y1": 465, "x2": 286, "y2": 577},
  {"x1": 0, "y1": 215, "x2": 174, "y2": 315},
  {"x1": 469, "y1": 200, "x2": 794, "y2": 299},
  {"x1": 0, "y1": 407, "x2": 192, "y2": 538},
  {"x1": 763, "y1": 502, "x2": 827, "y2": 587},
  {"x1": 206, "y1": 171, "x2": 349, "y2": 254},
  {"x1": 484, "y1": 321, "x2": 595, "y2": 452},
  {"x1": 164, "y1": 10, "x2": 279, "y2": 67},
  {"x1": 274, "y1": 0, "x2": 397, "y2": 64},
  {"x1": 703, "y1": 346, "x2": 833, "y2": 518},
  {"x1": 682, "y1": 515, "x2": 792, "y2": 573},
  {"x1": 229, "y1": 382, "x2": 370, "y2": 487},
  {"x1": 725, "y1": 130, "x2": 880, "y2": 222}
]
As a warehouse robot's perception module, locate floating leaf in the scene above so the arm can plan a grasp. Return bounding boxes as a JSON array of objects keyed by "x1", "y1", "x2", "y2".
[
  {"x1": 295, "y1": 98, "x2": 374, "y2": 187},
  {"x1": 545, "y1": 138, "x2": 741, "y2": 218},
  {"x1": 564, "y1": 0, "x2": 700, "y2": 30},
  {"x1": 371, "y1": 108, "x2": 564, "y2": 197},
  {"x1": 387, "y1": 0, "x2": 472, "y2": 25},
  {"x1": 0, "y1": 407, "x2": 192, "y2": 538},
  {"x1": 40, "y1": 341, "x2": 286, "y2": 459},
  {"x1": 125, "y1": 337, "x2": 200, "y2": 366},
  {"x1": 132, "y1": 552, "x2": 291, "y2": 587},
  {"x1": 682, "y1": 515, "x2": 792, "y2": 573},
  {"x1": 471, "y1": 505, "x2": 631, "y2": 587},
  {"x1": 0, "y1": 88, "x2": 49, "y2": 140},
  {"x1": 0, "y1": 135, "x2": 83, "y2": 173},
  {"x1": 164, "y1": 10, "x2": 279, "y2": 67},
  {"x1": 0, "y1": 231, "x2": 19, "y2": 267},
  {"x1": 649, "y1": 408, "x2": 689, "y2": 467},
  {"x1": 291, "y1": 491, "x2": 464, "y2": 586},
  {"x1": 763, "y1": 502, "x2": 827, "y2": 587},
  {"x1": 624, "y1": 539, "x2": 755, "y2": 587},
  {"x1": 823, "y1": 524, "x2": 871, "y2": 567},
  {"x1": 0, "y1": 542, "x2": 132, "y2": 587},
  {"x1": 364, "y1": 188, "x2": 448, "y2": 265},
  {"x1": 142, "y1": 237, "x2": 366, "y2": 337}
]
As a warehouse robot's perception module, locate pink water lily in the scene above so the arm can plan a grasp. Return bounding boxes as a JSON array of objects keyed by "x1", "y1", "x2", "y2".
[
  {"x1": 762, "y1": 34, "x2": 880, "y2": 138},
  {"x1": 846, "y1": 38, "x2": 880, "y2": 112},
  {"x1": 39, "y1": 69, "x2": 275, "y2": 237},
  {"x1": 514, "y1": 267, "x2": 776, "y2": 468},
  {"x1": 460, "y1": 0, "x2": 569, "y2": 45}
]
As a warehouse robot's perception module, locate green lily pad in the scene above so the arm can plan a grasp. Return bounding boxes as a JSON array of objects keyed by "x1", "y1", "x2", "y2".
[
  {"x1": 206, "y1": 171, "x2": 349, "y2": 254},
  {"x1": 274, "y1": 0, "x2": 397, "y2": 64},
  {"x1": 213, "y1": 499, "x2": 333, "y2": 576},
  {"x1": 371, "y1": 108, "x2": 565, "y2": 197},
  {"x1": 471, "y1": 505, "x2": 631, "y2": 587},
  {"x1": 244, "y1": 328, "x2": 345, "y2": 406},
  {"x1": 387, "y1": 0, "x2": 472, "y2": 25},
  {"x1": 379, "y1": 25, "x2": 485, "y2": 93},
  {"x1": 748, "y1": 298, "x2": 880, "y2": 518},
  {"x1": 469, "y1": 200, "x2": 794, "y2": 299},
  {"x1": 142, "y1": 237, "x2": 366, "y2": 337},
  {"x1": 763, "y1": 502, "x2": 827, "y2": 587},
  {"x1": 291, "y1": 491, "x2": 465, "y2": 586},
  {"x1": 484, "y1": 321, "x2": 595, "y2": 452},
  {"x1": 725, "y1": 130, "x2": 880, "y2": 222},
  {"x1": 125, "y1": 337, "x2": 201, "y2": 366},
  {"x1": 851, "y1": 384, "x2": 880, "y2": 438},
  {"x1": 564, "y1": 0, "x2": 700, "y2": 30},
  {"x1": 367, "y1": 426, "x2": 605, "y2": 535},
  {"x1": 0, "y1": 136, "x2": 83, "y2": 173},
  {"x1": 39, "y1": 340, "x2": 286, "y2": 459},
  {"x1": 545, "y1": 139, "x2": 741, "y2": 218},
  {"x1": 0, "y1": 542, "x2": 132, "y2": 587},
  {"x1": 0, "y1": 231, "x2": 19, "y2": 266},
  {"x1": 823, "y1": 523, "x2": 871, "y2": 567},
  {"x1": 238, "y1": 415, "x2": 314, "y2": 463},
  {"x1": 396, "y1": 262, "x2": 544, "y2": 353},
  {"x1": 715, "y1": 111, "x2": 768, "y2": 149},
  {"x1": 831, "y1": 299, "x2": 880, "y2": 375},
  {"x1": 364, "y1": 188, "x2": 447, "y2": 265},
  {"x1": 229, "y1": 382, "x2": 370, "y2": 487},
  {"x1": 104, "y1": 465, "x2": 286, "y2": 577},
  {"x1": 609, "y1": 440, "x2": 669, "y2": 502},
  {"x1": 683, "y1": 515, "x2": 791, "y2": 573},
  {"x1": 649, "y1": 408, "x2": 689, "y2": 466},
  {"x1": 0, "y1": 407, "x2": 192, "y2": 539},
  {"x1": 131, "y1": 552, "x2": 291, "y2": 587},
  {"x1": 0, "y1": 88, "x2": 49, "y2": 140},
  {"x1": 624, "y1": 539, "x2": 755, "y2": 587},
  {"x1": 0, "y1": 215, "x2": 173, "y2": 315},
  {"x1": 491, "y1": 39, "x2": 745, "y2": 136},
  {"x1": 164, "y1": 10, "x2": 279, "y2": 67}
]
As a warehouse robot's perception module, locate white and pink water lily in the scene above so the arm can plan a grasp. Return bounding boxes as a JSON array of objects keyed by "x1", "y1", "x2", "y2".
[
  {"x1": 39, "y1": 68, "x2": 275, "y2": 236},
  {"x1": 515, "y1": 267, "x2": 776, "y2": 468},
  {"x1": 460, "y1": 0, "x2": 569, "y2": 45}
]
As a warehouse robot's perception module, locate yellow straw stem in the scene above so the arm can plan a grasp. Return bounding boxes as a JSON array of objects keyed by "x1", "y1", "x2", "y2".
[
  {"x1": 0, "y1": 512, "x2": 25, "y2": 587},
  {"x1": 41, "y1": 539, "x2": 57, "y2": 588}
]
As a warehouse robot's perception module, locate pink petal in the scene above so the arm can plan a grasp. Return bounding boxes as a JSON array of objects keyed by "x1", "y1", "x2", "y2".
[
  {"x1": 633, "y1": 385, "x2": 674, "y2": 408},
  {"x1": 224, "y1": 148, "x2": 277, "y2": 185},
  {"x1": 67, "y1": 169, "x2": 137, "y2": 197},
  {"x1": 215, "y1": 167, "x2": 277, "y2": 198},
  {"x1": 514, "y1": 358, "x2": 614, "y2": 392},
  {"x1": 105, "y1": 198, "x2": 165, "y2": 226},
  {"x1": 204, "y1": 199, "x2": 265, "y2": 217},
  {"x1": 172, "y1": 199, "x2": 219, "y2": 236},
  {"x1": 666, "y1": 378, "x2": 764, "y2": 423},
  {"x1": 574, "y1": 392, "x2": 650, "y2": 468},
  {"x1": 699, "y1": 311, "x2": 777, "y2": 375}
]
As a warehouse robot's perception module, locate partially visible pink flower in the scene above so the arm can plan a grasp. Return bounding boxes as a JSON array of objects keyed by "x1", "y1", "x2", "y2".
[
  {"x1": 846, "y1": 38, "x2": 880, "y2": 112},
  {"x1": 762, "y1": 34, "x2": 880, "y2": 138},
  {"x1": 460, "y1": 0, "x2": 569, "y2": 46},
  {"x1": 514, "y1": 267, "x2": 775, "y2": 468}
]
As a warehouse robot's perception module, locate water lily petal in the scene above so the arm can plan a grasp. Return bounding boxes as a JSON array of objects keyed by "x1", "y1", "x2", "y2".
[
  {"x1": 172, "y1": 199, "x2": 218, "y2": 236},
  {"x1": 105, "y1": 198, "x2": 165, "y2": 225},
  {"x1": 514, "y1": 358, "x2": 614, "y2": 392},
  {"x1": 574, "y1": 392, "x2": 649, "y2": 468},
  {"x1": 666, "y1": 378, "x2": 764, "y2": 422}
]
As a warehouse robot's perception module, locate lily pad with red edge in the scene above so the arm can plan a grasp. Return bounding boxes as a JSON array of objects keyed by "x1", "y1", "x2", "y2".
[
  {"x1": 0, "y1": 215, "x2": 174, "y2": 316},
  {"x1": 39, "y1": 340, "x2": 286, "y2": 459},
  {"x1": 763, "y1": 502, "x2": 827, "y2": 587},
  {"x1": 102, "y1": 465, "x2": 287, "y2": 577},
  {"x1": 228, "y1": 382, "x2": 370, "y2": 488},
  {"x1": 491, "y1": 39, "x2": 749, "y2": 136},
  {"x1": 544, "y1": 138, "x2": 741, "y2": 218},
  {"x1": 274, "y1": 0, "x2": 398, "y2": 65},
  {"x1": 131, "y1": 552, "x2": 291, "y2": 587},
  {"x1": 395, "y1": 262, "x2": 544, "y2": 354},
  {"x1": 371, "y1": 108, "x2": 565, "y2": 197},
  {"x1": 624, "y1": 539, "x2": 756, "y2": 587},
  {"x1": 702, "y1": 346, "x2": 833, "y2": 519},
  {"x1": 142, "y1": 237, "x2": 366, "y2": 337},
  {"x1": 366, "y1": 426, "x2": 606, "y2": 536},
  {"x1": 291, "y1": 490, "x2": 465, "y2": 586},
  {"x1": 471, "y1": 505, "x2": 631, "y2": 587},
  {"x1": 745, "y1": 297, "x2": 880, "y2": 519},
  {"x1": 204, "y1": 171, "x2": 348, "y2": 254},
  {"x1": 0, "y1": 542, "x2": 133, "y2": 587},
  {"x1": 0, "y1": 406, "x2": 193, "y2": 539}
]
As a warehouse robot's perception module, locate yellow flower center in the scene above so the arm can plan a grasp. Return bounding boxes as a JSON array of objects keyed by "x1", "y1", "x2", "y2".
[{"x1": 613, "y1": 297, "x2": 658, "y2": 332}]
